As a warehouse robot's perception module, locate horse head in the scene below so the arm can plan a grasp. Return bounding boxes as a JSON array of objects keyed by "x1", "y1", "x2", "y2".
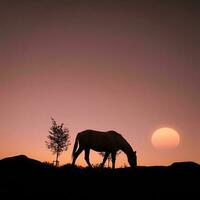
[{"x1": 128, "y1": 150, "x2": 137, "y2": 168}]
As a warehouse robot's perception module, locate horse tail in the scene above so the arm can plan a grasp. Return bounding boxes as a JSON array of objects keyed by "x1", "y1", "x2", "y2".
[{"x1": 72, "y1": 133, "x2": 80, "y2": 159}]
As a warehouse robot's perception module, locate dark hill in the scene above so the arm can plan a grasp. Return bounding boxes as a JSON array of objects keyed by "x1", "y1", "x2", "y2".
[
  {"x1": 0, "y1": 154, "x2": 42, "y2": 167},
  {"x1": 0, "y1": 155, "x2": 47, "y2": 173},
  {"x1": 0, "y1": 155, "x2": 199, "y2": 199},
  {"x1": 170, "y1": 161, "x2": 200, "y2": 168}
]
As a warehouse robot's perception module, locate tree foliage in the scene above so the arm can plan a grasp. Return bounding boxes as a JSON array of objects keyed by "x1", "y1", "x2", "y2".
[{"x1": 45, "y1": 118, "x2": 70, "y2": 166}]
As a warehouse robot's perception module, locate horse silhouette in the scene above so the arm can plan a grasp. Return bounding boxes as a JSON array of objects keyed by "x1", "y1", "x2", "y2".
[{"x1": 72, "y1": 129, "x2": 137, "y2": 169}]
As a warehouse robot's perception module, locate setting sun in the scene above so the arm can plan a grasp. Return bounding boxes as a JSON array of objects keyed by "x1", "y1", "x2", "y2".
[{"x1": 151, "y1": 128, "x2": 180, "y2": 149}]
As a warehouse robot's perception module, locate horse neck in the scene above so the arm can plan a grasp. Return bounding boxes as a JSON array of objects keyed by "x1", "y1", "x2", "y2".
[{"x1": 120, "y1": 138, "x2": 133, "y2": 157}]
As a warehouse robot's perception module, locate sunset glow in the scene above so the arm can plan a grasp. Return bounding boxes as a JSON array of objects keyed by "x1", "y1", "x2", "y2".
[{"x1": 0, "y1": 1, "x2": 200, "y2": 167}]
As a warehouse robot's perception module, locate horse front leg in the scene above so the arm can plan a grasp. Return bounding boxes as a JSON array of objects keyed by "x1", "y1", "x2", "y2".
[
  {"x1": 100, "y1": 152, "x2": 110, "y2": 168},
  {"x1": 111, "y1": 152, "x2": 117, "y2": 169},
  {"x1": 84, "y1": 148, "x2": 92, "y2": 168}
]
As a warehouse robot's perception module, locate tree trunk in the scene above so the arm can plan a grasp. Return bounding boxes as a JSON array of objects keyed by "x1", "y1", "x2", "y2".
[{"x1": 55, "y1": 152, "x2": 59, "y2": 167}]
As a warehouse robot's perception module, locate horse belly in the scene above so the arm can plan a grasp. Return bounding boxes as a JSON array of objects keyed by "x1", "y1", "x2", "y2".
[{"x1": 90, "y1": 144, "x2": 112, "y2": 152}]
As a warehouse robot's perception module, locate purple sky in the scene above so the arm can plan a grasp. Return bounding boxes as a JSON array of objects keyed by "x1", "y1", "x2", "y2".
[{"x1": 0, "y1": 1, "x2": 199, "y2": 166}]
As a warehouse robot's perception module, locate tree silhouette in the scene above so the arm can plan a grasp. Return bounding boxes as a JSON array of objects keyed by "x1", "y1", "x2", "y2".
[
  {"x1": 99, "y1": 151, "x2": 121, "y2": 167},
  {"x1": 45, "y1": 118, "x2": 70, "y2": 167}
]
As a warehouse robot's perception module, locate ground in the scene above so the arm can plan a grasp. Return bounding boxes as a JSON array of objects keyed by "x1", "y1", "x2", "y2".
[{"x1": 0, "y1": 155, "x2": 199, "y2": 199}]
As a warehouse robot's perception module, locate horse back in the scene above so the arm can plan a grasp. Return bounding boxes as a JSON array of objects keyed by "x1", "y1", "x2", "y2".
[{"x1": 77, "y1": 130, "x2": 123, "y2": 151}]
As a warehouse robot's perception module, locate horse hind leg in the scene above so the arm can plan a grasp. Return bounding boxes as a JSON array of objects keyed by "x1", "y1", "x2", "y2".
[
  {"x1": 84, "y1": 149, "x2": 92, "y2": 168},
  {"x1": 72, "y1": 147, "x2": 83, "y2": 165}
]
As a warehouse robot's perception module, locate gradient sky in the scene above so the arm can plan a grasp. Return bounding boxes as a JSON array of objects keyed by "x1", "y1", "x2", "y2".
[{"x1": 0, "y1": 0, "x2": 200, "y2": 167}]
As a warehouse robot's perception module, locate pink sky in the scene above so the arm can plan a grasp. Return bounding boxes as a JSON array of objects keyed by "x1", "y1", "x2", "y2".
[{"x1": 0, "y1": 1, "x2": 200, "y2": 167}]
